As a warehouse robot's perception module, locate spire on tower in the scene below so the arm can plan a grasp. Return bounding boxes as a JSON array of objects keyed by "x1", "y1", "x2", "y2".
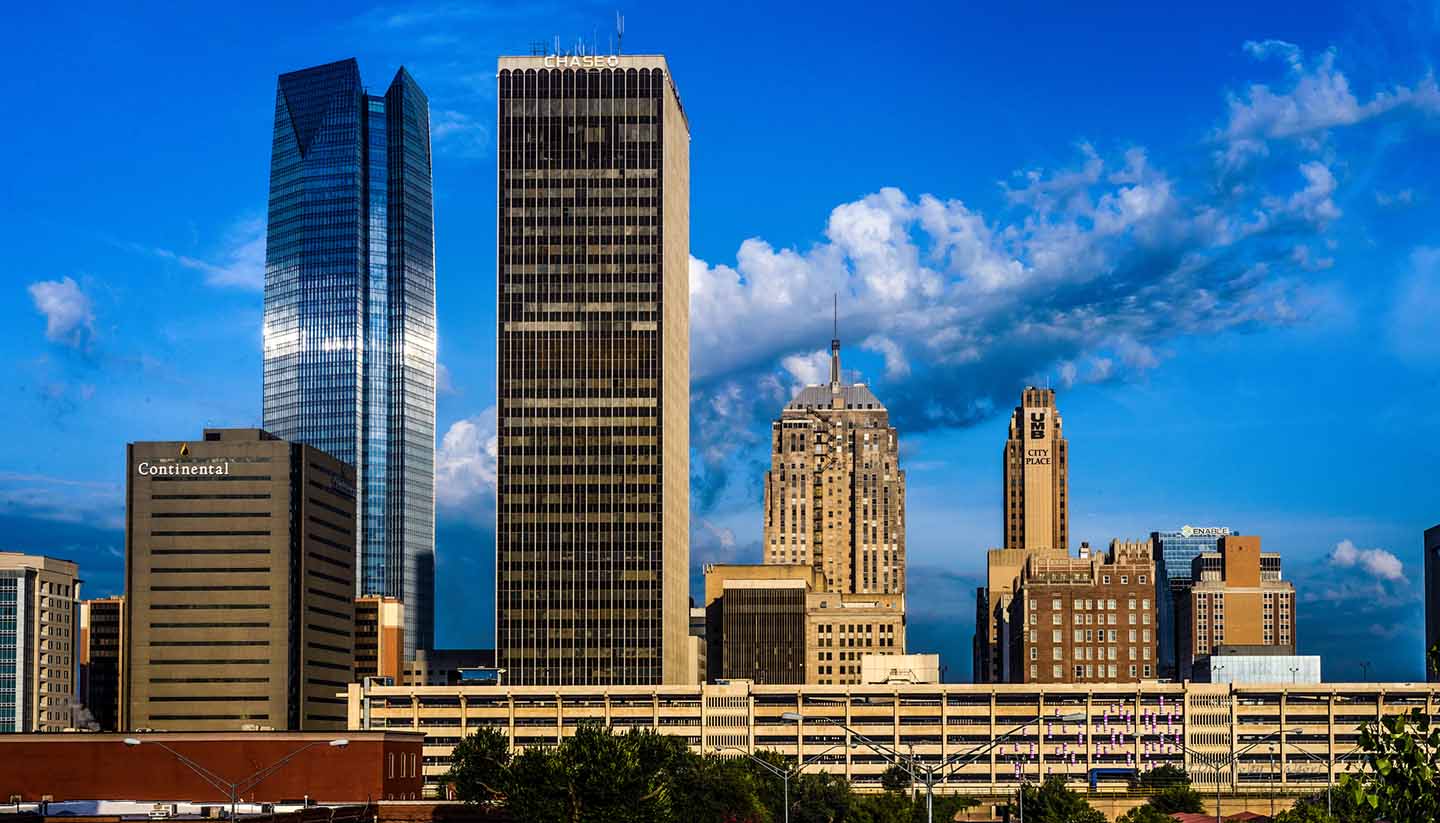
[{"x1": 830, "y1": 293, "x2": 841, "y2": 388}]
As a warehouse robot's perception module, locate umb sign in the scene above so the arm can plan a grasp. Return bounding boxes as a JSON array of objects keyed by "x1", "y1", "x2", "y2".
[
  {"x1": 1180, "y1": 525, "x2": 1231, "y2": 538},
  {"x1": 544, "y1": 54, "x2": 622, "y2": 69},
  {"x1": 1029, "y1": 412, "x2": 1046, "y2": 440}
]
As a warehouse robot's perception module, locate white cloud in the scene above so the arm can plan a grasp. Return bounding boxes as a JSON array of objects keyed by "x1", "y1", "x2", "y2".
[
  {"x1": 431, "y1": 109, "x2": 489, "y2": 158},
  {"x1": 1390, "y1": 246, "x2": 1440, "y2": 362},
  {"x1": 1328, "y1": 539, "x2": 1405, "y2": 582},
  {"x1": 1219, "y1": 41, "x2": 1440, "y2": 167},
  {"x1": 435, "y1": 407, "x2": 497, "y2": 523},
  {"x1": 28, "y1": 277, "x2": 95, "y2": 348},
  {"x1": 148, "y1": 216, "x2": 265, "y2": 290},
  {"x1": 436, "y1": 362, "x2": 457, "y2": 396}
]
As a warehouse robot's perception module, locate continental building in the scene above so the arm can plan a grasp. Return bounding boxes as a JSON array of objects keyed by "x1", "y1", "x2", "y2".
[
  {"x1": 262, "y1": 58, "x2": 437, "y2": 656},
  {"x1": 1005, "y1": 541, "x2": 1159, "y2": 683},
  {"x1": 354, "y1": 595, "x2": 404, "y2": 684},
  {"x1": 79, "y1": 596, "x2": 124, "y2": 731},
  {"x1": 124, "y1": 429, "x2": 357, "y2": 731},
  {"x1": 1152, "y1": 526, "x2": 1235, "y2": 679},
  {"x1": 1003, "y1": 387, "x2": 1068, "y2": 552},
  {"x1": 1427, "y1": 524, "x2": 1440, "y2": 682},
  {"x1": 1179, "y1": 536, "x2": 1295, "y2": 678},
  {"x1": 762, "y1": 335, "x2": 906, "y2": 595},
  {"x1": 0, "y1": 553, "x2": 81, "y2": 732},
  {"x1": 346, "y1": 678, "x2": 1440, "y2": 798},
  {"x1": 704, "y1": 564, "x2": 904, "y2": 686},
  {"x1": 977, "y1": 388, "x2": 1072, "y2": 683},
  {"x1": 495, "y1": 54, "x2": 690, "y2": 685}
]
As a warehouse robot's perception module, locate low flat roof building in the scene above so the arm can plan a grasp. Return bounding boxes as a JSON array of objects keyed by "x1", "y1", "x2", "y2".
[{"x1": 0, "y1": 731, "x2": 423, "y2": 803}]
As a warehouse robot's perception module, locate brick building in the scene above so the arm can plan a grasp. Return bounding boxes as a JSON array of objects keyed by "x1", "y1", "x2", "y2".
[
  {"x1": 1006, "y1": 540, "x2": 1159, "y2": 683},
  {"x1": 1180, "y1": 536, "x2": 1295, "y2": 677}
]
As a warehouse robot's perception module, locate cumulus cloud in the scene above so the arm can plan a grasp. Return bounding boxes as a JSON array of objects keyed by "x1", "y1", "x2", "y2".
[
  {"x1": 28, "y1": 277, "x2": 95, "y2": 348},
  {"x1": 683, "y1": 42, "x2": 1440, "y2": 513},
  {"x1": 435, "y1": 407, "x2": 497, "y2": 523},
  {"x1": 1328, "y1": 539, "x2": 1405, "y2": 581}
]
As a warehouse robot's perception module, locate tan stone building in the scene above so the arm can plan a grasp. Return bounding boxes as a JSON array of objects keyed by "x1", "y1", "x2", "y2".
[
  {"x1": 1006, "y1": 541, "x2": 1160, "y2": 683},
  {"x1": 762, "y1": 337, "x2": 906, "y2": 595},
  {"x1": 0, "y1": 553, "x2": 81, "y2": 732},
  {"x1": 1003, "y1": 387, "x2": 1069, "y2": 552},
  {"x1": 354, "y1": 595, "x2": 405, "y2": 684},
  {"x1": 79, "y1": 595, "x2": 124, "y2": 731},
  {"x1": 704, "y1": 563, "x2": 904, "y2": 686},
  {"x1": 494, "y1": 54, "x2": 690, "y2": 686},
  {"x1": 977, "y1": 387, "x2": 1076, "y2": 683},
  {"x1": 124, "y1": 428, "x2": 356, "y2": 731},
  {"x1": 1180, "y1": 536, "x2": 1295, "y2": 676}
]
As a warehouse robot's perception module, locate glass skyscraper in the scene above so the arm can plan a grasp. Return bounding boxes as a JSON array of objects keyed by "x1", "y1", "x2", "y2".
[
  {"x1": 1152, "y1": 525, "x2": 1235, "y2": 679},
  {"x1": 263, "y1": 59, "x2": 436, "y2": 655}
]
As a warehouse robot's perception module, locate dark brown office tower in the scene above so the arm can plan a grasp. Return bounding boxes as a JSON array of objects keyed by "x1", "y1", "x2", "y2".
[
  {"x1": 495, "y1": 55, "x2": 690, "y2": 685},
  {"x1": 124, "y1": 429, "x2": 356, "y2": 731},
  {"x1": 1003, "y1": 387, "x2": 1069, "y2": 552},
  {"x1": 80, "y1": 597, "x2": 123, "y2": 731}
]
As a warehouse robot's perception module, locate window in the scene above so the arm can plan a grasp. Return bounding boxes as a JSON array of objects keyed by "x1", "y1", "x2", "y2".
[
  {"x1": 1128, "y1": 629, "x2": 1136, "y2": 642},
  {"x1": 1053, "y1": 665, "x2": 1063, "y2": 678},
  {"x1": 1030, "y1": 647, "x2": 1038, "y2": 660},
  {"x1": 1085, "y1": 630, "x2": 1093, "y2": 642},
  {"x1": 1129, "y1": 665, "x2": 1137, "y2": 677},
  {"x1": 1128, "y1": 598, "x2": 1137, "y2": 610},
  {"x1": 1052, "y1": 598, "x2": 1062, "y2": 610},
  {"x1": 1107, "y1": 599, "x2": 1117, "y2": 610},
  {"x1": 1102, "y1": 575, "x2": 1111, "y2": 584},
  {"x1": 1142, "y1": 629, "x2": 1151, "y2": 642},
  {"x1": 1074, "y1": 629, "x2": 1084, "y2": 643},
  {"x1": 1143, "y1": 665, "x2": 1153, "y2": 677},
  {"x1": 1142, "y1": 598, "x2": 1151, "y2": 610},
  {"x1": 1139, "y1": 575, "x2": 1147, "y2": 584},
  {"x1": 1052, "y1": 614, "x2": 1061, "y2": 625},
  {"x1": 1052, "y1": 630, "x2": 1062, "y2": 643},
  {"x1": 1121, "y1": 576, "x2": 1128, "y2": 584},
  {"x1": 1030, "y1": 664, "x2": 1037, "y2": 678},
  {"x1": 1129, "y1": 647, "x2": 1136, "y2": 660},
  {"x1": 1052, "y1": 647, "x2": 1062, "y2": 661}
]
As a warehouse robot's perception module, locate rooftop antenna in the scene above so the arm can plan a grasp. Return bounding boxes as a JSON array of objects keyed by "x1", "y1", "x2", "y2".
[
  {"x1": 830, "y1": 293, "x2": 841, "y2": 388},
  {"x1": 616, "y1": 11, "x2": 625, "y2": 54}
]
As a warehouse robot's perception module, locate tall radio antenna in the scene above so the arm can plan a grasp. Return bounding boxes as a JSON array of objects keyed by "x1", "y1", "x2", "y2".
[{"x1": 616, "y1": 11, "x2": 625, "y2": 54}]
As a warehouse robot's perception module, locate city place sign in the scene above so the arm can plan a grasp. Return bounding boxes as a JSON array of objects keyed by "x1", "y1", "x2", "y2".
[{"x1": 544, "y1": 54, "x2": 622, "y2": 68}]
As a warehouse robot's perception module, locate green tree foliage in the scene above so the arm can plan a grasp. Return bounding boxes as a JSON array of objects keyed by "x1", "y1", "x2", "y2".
[
  {"x1": 1131, "y1": 764, "x2": 1204, "y2": 814},
  {"x1": 880, "y1": 763, "x2": 912, "y2": 793},
  {"x1": 1339, "y1": 706, "x2": 1440, "y2": 823},
  {"x1": 442, "y1": 726, "x2": 510, "y2": 806},
  {"x1": 1273, "y1": 801, "x2": 1339, "y2": 823},
  {"x1": 443, "y1": 725, "x2": 979, "y2": 823},
  {"x1": 1016, "y1": 776, "x2": 1107, "y2": 823},
  {"x1": 1114, "y1": 805, "x2": 1174, "y2": 823}
]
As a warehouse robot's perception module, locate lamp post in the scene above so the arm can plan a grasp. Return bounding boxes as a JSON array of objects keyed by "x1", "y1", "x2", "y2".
[
  {"x1": 781, "y1": 710, "x2": 1085, "y2": 823},
  {"x1": 1171, "y1": 728, "x2": 1298, "y2": 823},
  {"x1": 124, "y1": 737, "x2": 349, "y2": 819},
  {"x1": 717, "y1": 742, "x2": 850, "y2": 823}
]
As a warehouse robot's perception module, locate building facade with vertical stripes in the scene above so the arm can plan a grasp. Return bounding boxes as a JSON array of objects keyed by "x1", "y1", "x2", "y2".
[{"x1": 495, "y1": 54, "x2": 690, "y2": 685}]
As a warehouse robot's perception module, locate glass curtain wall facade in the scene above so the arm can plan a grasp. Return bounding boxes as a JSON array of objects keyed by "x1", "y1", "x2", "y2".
[
  {"x1": 495, "y1": 55, "x2": 690, "y2": 685},
  {"x1": 264, "y1": 59, "x2": 436, "y2": 655},
  {"x1": 1152, "y1": 527, "x2": 1234, "y2": 679}
]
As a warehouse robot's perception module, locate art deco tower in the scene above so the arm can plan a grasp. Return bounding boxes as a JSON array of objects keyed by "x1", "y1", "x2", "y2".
[
  {"x1": 495, "y1": 55, "x2": 690, "y2": 685},
  {"x1": 262, "y1": 59, "x2": 436, "y2": 655},
  {"x1": 1002, "y1": 387, "x2": 1069, "y2": 551},
  {"x1": 762, "y1": 334, "x2": 906, "y2": 595}
]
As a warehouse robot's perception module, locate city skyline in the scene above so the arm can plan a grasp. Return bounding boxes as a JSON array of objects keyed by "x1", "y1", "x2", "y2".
[{"x1": 4, "y1": 1, "x2": 1438, "y2": 682}]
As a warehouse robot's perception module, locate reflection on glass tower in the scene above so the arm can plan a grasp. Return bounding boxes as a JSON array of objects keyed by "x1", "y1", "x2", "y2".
[{"x1": 263, "y1": 59, "x2": 436, "y2": 655}]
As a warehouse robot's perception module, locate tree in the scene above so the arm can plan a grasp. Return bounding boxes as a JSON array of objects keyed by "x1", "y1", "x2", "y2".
[
  {"x1": 1016, "y1": 776, "x2": 1107, "y2": 823},
  {"x1": 443, "y1": 727, "x2": 512, "y2": 805},
  {"x1": 1273, "y1": 802, "x2": 1339, "y2": 823},
  {"x1": 789, "y1": 770, "x2": 854, "y2": 823},
  {"x1": 1339, "y1": 706, "x2": 1440, "y2": 823},
  {"x1": 1130, "y1": 764, "x2": 1203, "y2": 814},
  {"x1": 1115, "y1": 805, "x2": 1174, "y2": 823},
  {"x1": 880, "y1": 763, "x2": 912, "y2": 793}
]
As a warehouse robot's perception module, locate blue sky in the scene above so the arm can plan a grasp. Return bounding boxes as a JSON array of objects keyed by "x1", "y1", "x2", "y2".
[{"x1": 4, "y1": 1, "x2": 1438, "y2": 682}]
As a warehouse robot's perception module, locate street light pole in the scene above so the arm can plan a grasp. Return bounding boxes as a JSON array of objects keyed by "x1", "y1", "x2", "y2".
[
  {"x1": 124, "y1": 737, "x2": 349, "y2": 819},
  {"x1": 717, "y1": 742, "x2": 850, "y2": 823},
  {"x1": 781, "y1": 710, "x2": 1085, "y2": 823}
]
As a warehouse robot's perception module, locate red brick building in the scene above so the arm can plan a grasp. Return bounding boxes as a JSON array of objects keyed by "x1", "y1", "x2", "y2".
[{"x1": 0, "y1": 731, "x2": 424, "y2": 803}]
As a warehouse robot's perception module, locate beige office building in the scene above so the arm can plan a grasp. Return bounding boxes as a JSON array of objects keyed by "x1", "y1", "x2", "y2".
[
  {"x1": 704, "y1": 564, "x2": 904, "y2": 686},
  {"x1": 977, "y1": 387, "x2": 1072, "y2": 682},
  {"x1": 1180, "y1": 535, "x2": 1296, "y2": 676},
  {"x1": 355, "y1": 595, "x2": 405, "y2": 684},
  {"x1": 494, "y1": 54, "x2": 690, "y2": 686},
  {"x1": 0, "y1": 553, "x2": 80, "y2": 732},
  {"x1": 1003, "y1": 387, "x2": 1068, "y2": 552},
  {"x1": 762, "y1": 336, "x2": 906, "y2": 595},
  {"x1": 124, "y1": 428, "x2": 356, "y2": 731}
]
